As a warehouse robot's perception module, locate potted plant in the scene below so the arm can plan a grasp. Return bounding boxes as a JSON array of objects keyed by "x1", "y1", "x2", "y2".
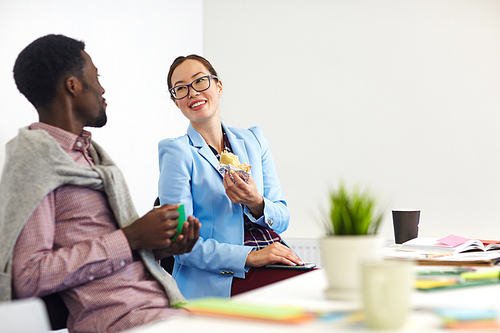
[{"x1": 319, "y1": 183, "x2": 384, "y2": 300}]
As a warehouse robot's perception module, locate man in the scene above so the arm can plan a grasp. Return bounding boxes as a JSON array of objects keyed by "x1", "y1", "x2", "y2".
[{"x1": 0, "y1": 34, "x2": 200, "y2": 333}]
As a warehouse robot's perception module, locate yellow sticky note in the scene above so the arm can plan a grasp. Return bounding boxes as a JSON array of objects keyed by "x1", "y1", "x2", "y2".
[{"x1": 415, "y1": 279, "x2": 458, "y2": 290}]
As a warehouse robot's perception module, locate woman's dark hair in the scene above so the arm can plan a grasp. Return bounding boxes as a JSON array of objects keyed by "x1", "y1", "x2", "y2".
[
  {"x1": 167, "y1": 54, "x2": 219, "y2": 91},
  {"x1": 13, "y1": 34, "x2": 86, "y2": 108}
]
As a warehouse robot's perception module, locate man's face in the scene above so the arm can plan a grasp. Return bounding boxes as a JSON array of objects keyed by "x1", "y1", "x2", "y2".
[{"x1": 74, "y1": 51, "x2": 107, "y2": 128}]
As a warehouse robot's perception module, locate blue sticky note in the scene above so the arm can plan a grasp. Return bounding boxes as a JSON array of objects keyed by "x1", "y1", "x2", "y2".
[{"x1": 436, "y1": 308, "x2": 498, "y2": 321}]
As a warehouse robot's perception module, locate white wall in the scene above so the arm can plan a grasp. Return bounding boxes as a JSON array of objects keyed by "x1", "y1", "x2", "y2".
[
  {"x1": 0, "y1": 0, "x2": 203, "y2": 216},
  {"x1": 204, "y1": 0, "x2": 500, "y2": 240}
]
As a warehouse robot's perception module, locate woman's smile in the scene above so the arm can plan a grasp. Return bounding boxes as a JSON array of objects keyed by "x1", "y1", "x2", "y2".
[{"x1": 189, "y1": 100, "x2": 206, "y2": 110}]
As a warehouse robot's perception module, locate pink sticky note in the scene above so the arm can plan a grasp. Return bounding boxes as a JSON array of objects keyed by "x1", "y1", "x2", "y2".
[{"x1": 437, "y1": 234, "x2": 470, "y2": 247}]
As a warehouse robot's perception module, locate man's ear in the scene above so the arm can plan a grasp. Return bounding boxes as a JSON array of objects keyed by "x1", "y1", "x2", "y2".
[{"x1": 64, "y1": 76, "x2": 82, "y2": 97}]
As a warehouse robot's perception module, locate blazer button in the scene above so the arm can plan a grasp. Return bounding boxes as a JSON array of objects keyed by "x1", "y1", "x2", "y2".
[{"x1": 267, "y1": 219, "x2": 273, "y2": 226}]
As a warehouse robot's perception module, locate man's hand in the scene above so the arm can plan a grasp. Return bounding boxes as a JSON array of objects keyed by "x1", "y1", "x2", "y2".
[
  {"x1": 122, "y1": 204, "x2": 190, "y2": 251},
  {"x1": 153, "y1": 215, "x2": 201, "y2": 260},
  {"x1": 245, "y1": 242, "x2": 304, "y2": 267}
]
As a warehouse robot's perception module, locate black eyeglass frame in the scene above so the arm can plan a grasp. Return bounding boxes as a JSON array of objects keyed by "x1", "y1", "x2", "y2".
[{"x1": 169, "y1": 75, "x2": 219, "y2": 100}]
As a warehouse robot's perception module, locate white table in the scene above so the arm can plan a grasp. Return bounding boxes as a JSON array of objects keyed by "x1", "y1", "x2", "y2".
[{"x1": 126, "y1": 269, "x2": 500, "y2": 332}]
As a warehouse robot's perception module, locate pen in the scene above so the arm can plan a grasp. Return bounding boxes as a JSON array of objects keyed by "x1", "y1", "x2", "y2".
[{"x1": 460, "y1": 270, "x2": 500, "y2": 280}]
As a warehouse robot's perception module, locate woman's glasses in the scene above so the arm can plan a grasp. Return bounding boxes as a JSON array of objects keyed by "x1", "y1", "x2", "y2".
[{"x1": 169, "y1": 75, "x2": 219, "y2": 100}]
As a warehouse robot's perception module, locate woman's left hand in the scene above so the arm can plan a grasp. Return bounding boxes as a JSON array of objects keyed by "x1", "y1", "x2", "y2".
[
  {"x1": 223, "y1": 170, "x2": 264, "y2": 217},
  {"x1": 245, "y1": 242, "x2": 304, "y2": 267}
]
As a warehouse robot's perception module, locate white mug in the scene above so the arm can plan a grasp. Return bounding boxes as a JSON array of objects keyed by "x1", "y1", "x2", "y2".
[{"x1": 360, "y1": 259, "x2": 412, "y2": 329}]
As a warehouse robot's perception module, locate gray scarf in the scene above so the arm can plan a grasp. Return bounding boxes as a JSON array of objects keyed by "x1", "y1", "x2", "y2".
[{"x1": 0, "y1": 127, "x2": 186, "y2": 307}]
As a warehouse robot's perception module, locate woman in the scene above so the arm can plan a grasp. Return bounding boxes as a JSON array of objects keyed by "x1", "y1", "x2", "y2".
[{"x1": 158, "y1": 55, "x2": 304, "y2": 299}]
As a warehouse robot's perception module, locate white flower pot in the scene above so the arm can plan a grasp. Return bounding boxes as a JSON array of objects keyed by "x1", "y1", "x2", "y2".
[{"x1": 320, "y1": 235, "x2": 383, "y2": 300}]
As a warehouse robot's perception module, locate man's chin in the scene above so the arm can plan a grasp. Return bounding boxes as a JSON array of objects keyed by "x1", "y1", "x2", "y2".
[{"x1": 90, "y1": 114, "x2": 107, "y2": 128}]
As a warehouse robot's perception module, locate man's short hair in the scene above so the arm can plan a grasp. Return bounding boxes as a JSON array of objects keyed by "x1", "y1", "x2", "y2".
[{"x1": 13, "y1": 34, "x2": 86, "y2": 108}]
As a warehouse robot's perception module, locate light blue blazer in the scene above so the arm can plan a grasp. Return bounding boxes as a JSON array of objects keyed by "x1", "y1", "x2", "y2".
[{"x1": 158, "y1": 123, "x2": 289, "y2": 299}]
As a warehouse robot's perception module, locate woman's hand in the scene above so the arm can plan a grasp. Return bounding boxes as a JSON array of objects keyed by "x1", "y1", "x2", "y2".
[
  {"x1": 245, "y1": 242, "x2": 304, "y2": 267},
  {"x1": 223, "y1": 170, "x2": 264, "y2": 217}
]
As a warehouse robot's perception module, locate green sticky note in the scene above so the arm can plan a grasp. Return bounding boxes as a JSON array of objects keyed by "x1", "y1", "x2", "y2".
[{"x1": 186, "y1": 297, "x2": 313, "y2": 323}]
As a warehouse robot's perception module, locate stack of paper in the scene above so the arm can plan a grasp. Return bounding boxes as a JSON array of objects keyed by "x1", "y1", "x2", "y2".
[
  {"x1": 435, "y1": 308, "x2": 500, "y2": 330},
  {"x1": 414, "y1": 267, "x2": 500, "y2": 291}
]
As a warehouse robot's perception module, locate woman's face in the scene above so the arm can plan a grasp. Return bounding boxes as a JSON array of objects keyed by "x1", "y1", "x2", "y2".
[{"x1": 170, "y1": 59, "x2": 223, "y2": 125}]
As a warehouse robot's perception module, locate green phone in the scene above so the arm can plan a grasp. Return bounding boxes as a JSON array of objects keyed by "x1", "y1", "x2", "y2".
[{"x1": 172, "y1": 204, "x2": 186, "y2": 241}]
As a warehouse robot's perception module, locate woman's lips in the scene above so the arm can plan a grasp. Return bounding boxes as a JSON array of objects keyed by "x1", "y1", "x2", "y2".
[{"x1": 190, "y1": 100, "x2": 206, "y2": 109}]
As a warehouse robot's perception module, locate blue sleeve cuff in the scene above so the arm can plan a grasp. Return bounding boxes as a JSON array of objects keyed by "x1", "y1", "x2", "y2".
[{"x1": 243, "y1": 205, "x2": 263, "y2": 223}]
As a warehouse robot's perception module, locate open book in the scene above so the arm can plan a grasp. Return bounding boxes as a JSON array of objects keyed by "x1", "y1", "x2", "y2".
[
  {"x1": 384, "y1": 236, "x2": 500, "y2": 266},
  {"x1": 384, "y1": 248, "x2": 500, "y2": 266},
  {"x1": 399, "y1": 236, "x2": 500, "y2": 255}
]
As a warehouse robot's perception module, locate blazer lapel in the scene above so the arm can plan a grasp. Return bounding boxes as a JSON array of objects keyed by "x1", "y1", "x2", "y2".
[
  {"x1": 187, "y1": 124, "x2": 223, "y2": 176},
  {"x1": 223, "y1": 124, "x2": 249, "y2": 166}
]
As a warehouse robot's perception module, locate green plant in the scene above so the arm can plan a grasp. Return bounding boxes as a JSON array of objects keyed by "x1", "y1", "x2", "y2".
[{"x1": 322, "y1": 183, "x2": 383, "y2": 236}]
